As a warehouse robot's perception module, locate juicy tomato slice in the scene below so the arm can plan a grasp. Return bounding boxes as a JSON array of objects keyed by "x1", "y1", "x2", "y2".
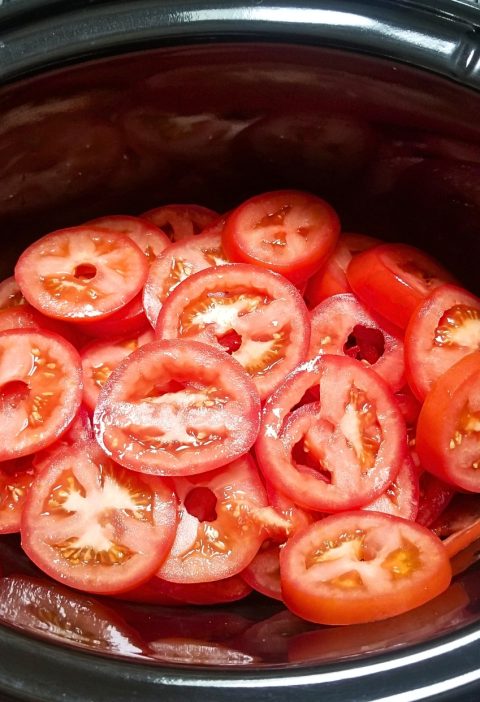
[
  {"x1": 279, "y1": 511, "x2": 451, "y2": 625},
  {"x1": 33, "y1": 404, "x2": 93, "y2": 472},
  {"x1": 363, "y1": 453, "x2": 419, "y2": 520},
  {"x1": 15, "y1": 226, "x2": 149, "y2": 322},
  {"x1": 142, "y1": 204, "x2": 220, "y2": 242},
  {"x1": 395, "y1": 386, "x2": 422, "y2": 427},
  {"x1": 81, "y1": 329, "x2": 154, "y2": 411},
  {"x1": 255, "y1": 355, "x2": 406, "y2": 512},
  {"x1": 222, "y1": 190, "x2": 340, "y2": 285},
  {"x1": 120, "y1": 574, "x2": 252, "y2": 606},
  {"x1": 87, "y1": 214, "x2": 170, "y2": 263},
  {"x1": 0, "y1": 456, "x2": 35, "y2": 534},
  {"x1": 156, "y1": 263, "x2": 310, "y2": 400},
  {"x1": 79, "y1": 293, "x2": 150, "y2": 339},
  {"x1": 416, "y1": 352, "x2": 480, "y2": 492},
  {"x1": 304, "y1": 233, "x2": 379, "y2": 308},
  {"x1": 347, "y1": 243, "x2": 455, "y2": 329},
  {"x1": 143, "y1": 229, "x2": 229, "y2": 327},
  {"x1": 405, "y1": 284, "x2": 480, "y2": 400},
  {"x1": 241, "y1": 542, "x2": 283, "y2": 601},
  {"x1": 264, "y1": 483, "x2": 316, "y2": 538},
  {"x1": 0, "y1": 574, "x2": 144, "y2": 656},
  {"x1": 430, "y1": 494, "x2": 480, "y2": 559},
  {"x1": 0, "y1": 330, "x2": 82, "y2": 460},
  {"x1": 308, "y1": 293, "x2": 405, "y2": 392},
  {"x1": 158, "y1": 455, "x2": 267, "y2": 583},
  {"x1": 94, "y1": 339, "x2": 261, "y2": 476},
  {"x1": 0, "y1": 277, "x2": 26, "y2": 309},
  {"x1": 21, "y1": 441, "x2": 178, "y2": 594},
  {"x1": 0, "y1": 303, "x2": 84, "y2": 348},
  {"x1": 416, "y1": 472, "x2": 456, "y2": 527}
]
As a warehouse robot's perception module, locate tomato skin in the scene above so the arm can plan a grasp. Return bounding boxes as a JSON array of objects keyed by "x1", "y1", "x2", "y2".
[
  {"x1": 142, "y1": 204, "x2": 220, "y2": 241},
  {"x1": 156, "y1": 263, "x2": 310, "y2": 400},
  {"x1": 21, "y1": 441, "x2": 178, "y2": 594},
  {"x1": 405, "y1": 284, "x2": 480, "y2": 400},
  {"x1": 416, "y1": 352, "x2": 480, "y2": 492},
  {"x1": 347, "y1": 243, "x2": 455, "y2": 330},
  {"x1": 222, "y1": 190, "x2": 340, "y2": 285},
  {"x1": 279, "y1": 511, "x2": 452, "y2": 626},
  {"x1": 241, "y1": 542, "x2": 283, "y2": 601},
  {"x1": 256, "y1": 355, "x2": 406, "y2": 512},
  {"x1": 94, "y1": 339, "x2": 261, "y2": 476}
]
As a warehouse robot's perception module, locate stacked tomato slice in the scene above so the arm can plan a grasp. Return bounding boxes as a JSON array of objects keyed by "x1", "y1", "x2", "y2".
[{"x1": 1, "y1": 190, "x2": 478, "y2": 627}]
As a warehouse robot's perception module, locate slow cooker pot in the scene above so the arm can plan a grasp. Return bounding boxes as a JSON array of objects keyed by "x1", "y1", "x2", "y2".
[{"x1": 1, "y1": 1, "x2": 480, "y2": 700}]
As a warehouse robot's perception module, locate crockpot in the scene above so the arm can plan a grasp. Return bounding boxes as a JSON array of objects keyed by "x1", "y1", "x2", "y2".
[{"x1": 1, "y1": 1, "x2": 480, "y2": 700}]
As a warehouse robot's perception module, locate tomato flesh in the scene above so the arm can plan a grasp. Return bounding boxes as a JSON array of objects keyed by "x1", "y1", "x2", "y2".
[
  {"x1": 87, "y1": 214, "x2": 170, "y2": 263},
  {"x1": 142, "y1": 204, "x2": 219, "y2": 241}
]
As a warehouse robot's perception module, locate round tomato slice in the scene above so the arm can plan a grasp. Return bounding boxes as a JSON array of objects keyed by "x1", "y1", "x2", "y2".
[
  {"x1": 0, "y1": 330, "x2": 82, "y2": 460},
  {"x1": 142, "y1": 204, "x2": 219, "y2": 241},
  {"x1": 15, "y1": 226, "x2": 149, "y2": 322},
  {"x1": 416, "y1": 472, "x2": 455, "y2": 528},
  {"x1": 362, "y1": 453, "x2": 419, "y2": 520},
  {"x1": 156, "y1": 263, "x2": 310, "y2": 400},
  {"x1": 143, "y1": 228, "x2": 229, "y2": 327},
  {"x1": 222, "y1": 190, "x2": 340, "y2": 285},
  {"x1": 33, "y1": 404, "x2": 93, "y2": 472},
  {"x1": 241, "y1": 542, "x2": 283, "y2": 601},
  {"x1": 405, "y1": 284, "x2": 480, "y2": 399},
  {"x1": 81, "y1": 329, "x2": 154, "y2": 411},
  {"x1": 416, "y1": 352, "x2": 480, "y2": 492},
  {"x1": 158, "y1": 455, "x2": 266, "y2": 583},
  {"x1": 304, "y1": 233, "x2": 379, "y2": 308},
  {"x1": 308, "y1": 293, "x2": 405, "y2": 392},
  {"x1": 0, "y1": 456, "x2": 35, "y2": 534},
  {"x1": 347, "y1": 243, "x2": 455, "y2": 329},
  {"x1": 94, "y1": 339, "x2": 260, "y2": 476},
  {"x1": 256, "y1": 355, "x2": 406, "y2": 512},
  {"x1": 0, "y1": 277, "x2": 26, "y2": 309},
  {"x1": 279, "y1": 511, "x2": 451, "y2": 625},
  {"x1": 21, "y1": 441, "x2": 177, "y2": 594},
  {"x1": 0, "y1": 304, "x2": 84, "y2": 347},
  {"x1": 87, "y1": 214, "x2": 170, "y2": 263},
  {"x1": 79, "y1": 293, "x2": 150, "y2": 339}
]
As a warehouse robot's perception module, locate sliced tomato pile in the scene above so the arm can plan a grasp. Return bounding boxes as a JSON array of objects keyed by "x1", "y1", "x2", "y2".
[{"x1": 0, "y1": 189, "x2": 479, "y2": 626}]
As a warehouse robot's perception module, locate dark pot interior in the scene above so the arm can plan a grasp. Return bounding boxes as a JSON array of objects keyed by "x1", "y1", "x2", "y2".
[{"x1": 2, "y1": 3, "x2": 480, "y2": 700}]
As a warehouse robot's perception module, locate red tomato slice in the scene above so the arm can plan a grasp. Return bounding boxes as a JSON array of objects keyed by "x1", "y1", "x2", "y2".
[
  {"x1": 0, "y1": 303, "x2": 84, "y2": 347},
  {"x1": 416, "y1": 352, "x2": 480, "y2": 492},
  {"x1": 304, "y1": 233, "x2": 379, "y2": 308},
  {"x1": 0, "y1": 456, "x2": 35, "y2": 533},
  {"x1": 143, "y1": 229, "x2": 229, "y2": 327},
  {"x1": 33, "y1": 404, "x2": 93, "y2": 472},
  {"x1": 308, "y1": 293, "x2": 405, "y2": 392},
  {"x1": 0, "y1": 574, "x2": 144, "y2": 655},
  {"x1": 15, "y1": 226, "x2": 149, "y2": 322},
  {"x1": 142, "y1": 204, "x2": 219, "y2": 241},
  {"x1": 431, "y1": 494, "x2": 480, "y2": 559},
  {"x1": 265, "y1": 483, "x2": 316, "y2": 537},
  {"x1": 120, "y1": 574, "x2": 252, "y2": 606},
  {"x1": 279, "y1": 511, "x2": 451, "y2": 625},
  {"x1": 394, "y1": 386, "x2": 422, "y2": 427},
  {"x1": 0, "y1": 330, "x2": 82, "y2": 460},
  {"x1": 87, "y1": 214, "x2": 170, "y2": 263},
  {"x1": 405, "y1": 284, "x2": 480, "y2": 399},
  {"x1": 256, "y1": 355, "x2": 406, "y2": 512},
  {"x1": 156, "y1": 263, "x2": 310, "y2": 400},
  {"x1": 416, "y1": 472, "x2": 456, "y2": 527},
  {"x1": 347, "y1": 243, "x2": 455, "y2": 329},
  {"x1": 362, "y1": 453, "x2": 419, "y2": 520},
  {"x1": 222, "y1": 190, "x2": 340, "y2": 285},
  {"x1": 0, "y1": 277, "x2": 26, "y2": 309},
  {"x1": 21, "y1": 441, "x2": 177, "y2": 594},
  {"x1": 158, "y1": 455, "x2": 266, "y2": 583},
  {"x1": 79, "y1": 293, "x2": 150, "y2": 339},
  {"x1": 81, "y1": 330, "x2": 154, "y2": 411},
  {"x1": 94, "y1": 339, "x2": 260, "y2": 476},
  {"x1": 241, "y1": 542, "x2": 283, "y2": 601}
]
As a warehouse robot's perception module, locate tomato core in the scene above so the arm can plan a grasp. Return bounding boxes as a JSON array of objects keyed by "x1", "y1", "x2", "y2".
[
  {"x1": 74, "y1": 263, "x2": 97, "y2": 280},
  {"x1": 0, "y1": 380, "x2": 30, "y2": 406},
  {"x1": 184, "y1": 487, "x2": 218, "y2": 522},
  {"x1": 343, "y1": 325, "x2": 385, "y2": 364}
]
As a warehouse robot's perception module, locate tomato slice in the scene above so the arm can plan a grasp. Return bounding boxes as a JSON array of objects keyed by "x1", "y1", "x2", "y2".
[
  {"x1": 347, "y1": 243, "x2": 455, "y2": 329},
  {"x1": 0, "y1": 277, "x2": 26, "y2": 309},
  {"x1": 87, "y1": 215, "x2": 170, "y2": 263},
  {"x1": 416, "y1": 472, "x2": 456, "y2": 527},
  {"x1": 156, "y1": 263, "x2": 310, "y2": 400},
  {"x1": 405, "y1": 284, "x2": 480, "y2": 399},
  {"x1": 416, "y1": 352, "x2": 480, "y2": 492},
  {"x1": 304, "y1": 233, "x2": 379, "y2": 308},
  {"x1": 142, "y1": 204, "x2": 219, "y2": 241},
  {"x1": 120, "y1": 574, "x2": 252, "y2": 605},
  {"x1": 256, "y1": 355, "x2": 406, "y2": 512},
  {"x1": 241, "y1": 542, "x2": 283, "y2": 601},
  {"x1": 279, "y1": 511, "x2": 451, "y2": 625},
  {"x1": 362, "y1": 453, "x2": 419, "y2": 520},
  {"x1": 222, "y1": 190, "x2": 340, "y2": 285},
  {"x1": 308, "y1": 293, "x2": 405, "y2": 392},
  {"x1": 430, "y1": 494, "x2": 480, "y2": 559},
  {"x1": 0, "y1": 303, "x2": 84, "y2": 348},
  {"x1": 81, "y1": 329, "x2": 154, "y2": 411},
  {"x1": 79, "y1": 293, "x2": 150, "y2": 339},
  {"x1": 0, "y1": 456, "x2": 35, "y2": 534},
  {"x1": 33, "y1": 404, "x2": 93, "y2": 472},
  {"x1": 0, "y1": 574, "x2": 144, "y2": 656},
  {"x1": 158, "y1": 455, "x2": 266, "y2": 583},
  {"x1": 94, "y1": 339, "x2": 260, "y2": 476},
  {"x1": 0, "y1": 330, "x2": 82, "y2": 460},
  {"x1": 15, "y1": 226, "x2": 149, "y2": 322},
  {"x1": 21, "y1": 441, "x2": 177, "y2": 594},
  {"x1": 143, "y1": 228, "x2": 229, "y2": 327}
]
